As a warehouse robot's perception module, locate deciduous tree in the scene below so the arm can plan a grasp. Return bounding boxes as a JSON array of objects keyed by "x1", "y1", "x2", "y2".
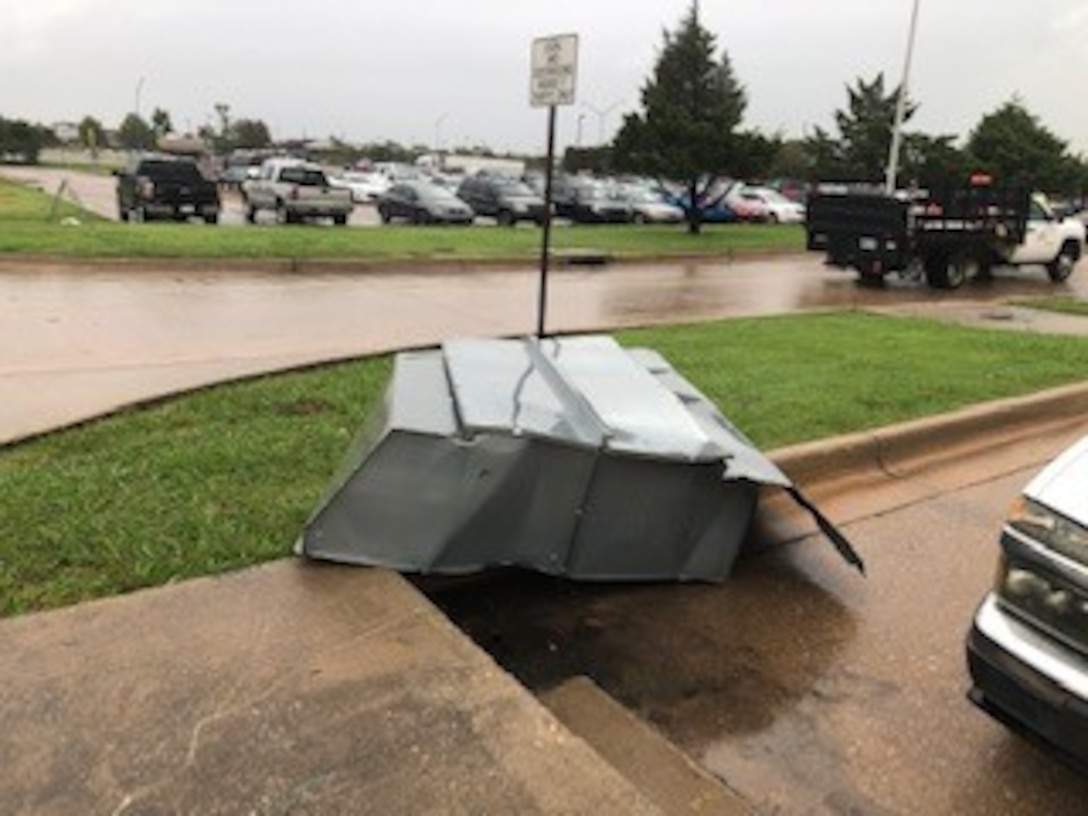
[{"x1": 118, "y1": 113, "x2": 156, "y2": 150}]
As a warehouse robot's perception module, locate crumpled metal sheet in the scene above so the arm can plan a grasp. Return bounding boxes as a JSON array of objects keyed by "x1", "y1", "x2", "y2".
[{"x1": 298, "y1": 335, "x2": 863, "y2": 581}]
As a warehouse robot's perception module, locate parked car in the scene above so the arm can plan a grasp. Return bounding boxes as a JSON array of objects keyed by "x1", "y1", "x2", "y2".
[
  {"x1": 620, "y1": 185, "x2": 685, "y2": 224},
  {"x1": 669, "y1": 191, "x2": 736, "y2": 224},
  {"x1": 377, "y1": 181, "x2": 475, "y2": 225},
  {"x1": 329, "y1": 170, "x2": 391, "y2": 203},
  {"x1": 456, "y1": 175, "x2": 546, "y2": 226},
  {"x1": 114, "y1": 154, "x2": 221, "y2": 224},
  {"x1": 218, "y1": 163, "x2": 258, "y2": 192},
  {"x1": 724, "y1": 183, "x2": 772, "y2": 223},
  {"x1": 966, "y1": 434, "x2": 1088, "y2": 772},
  {"x1": 739, "y1": 186, "x2": 807, "y2": 224},
  {"x1": 554, "y1": 180, "x2": 632, "y2": 224},
  {"x1": 242, "y1": 158, "x2": 354, "y2": 225}
]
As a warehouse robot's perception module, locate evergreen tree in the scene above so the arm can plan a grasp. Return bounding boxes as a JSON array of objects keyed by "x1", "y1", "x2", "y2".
[
  {"x1": 967, "y1": 98, "x2": 1081, "y2": 194},
  {"x1": 612, "y1": 2, "x2": 747, "y2": 232}
]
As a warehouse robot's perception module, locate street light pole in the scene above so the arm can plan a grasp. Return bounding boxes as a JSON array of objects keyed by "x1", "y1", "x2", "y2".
[
  {"x1": 135, "y1": 76, "x2": 145, "y2": 119},
  {"x1": 583, "y1": 99, "x2": 621, "y2": 145},
  {"x1": 885, "y1": 0, "x2": 921, "y2": 194},
  {"x1": 434, "y1": 112, "x2": 449, "y2": 157}
]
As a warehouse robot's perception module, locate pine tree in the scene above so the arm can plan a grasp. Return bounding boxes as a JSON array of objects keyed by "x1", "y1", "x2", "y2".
[{"x1": 613, "y1": 2, "x2": 746, "y2": 233}]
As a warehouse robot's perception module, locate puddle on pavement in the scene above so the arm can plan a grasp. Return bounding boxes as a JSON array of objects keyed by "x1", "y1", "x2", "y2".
[{"x1": 416, "y1": 525, "x2": 859, "y2": 753}]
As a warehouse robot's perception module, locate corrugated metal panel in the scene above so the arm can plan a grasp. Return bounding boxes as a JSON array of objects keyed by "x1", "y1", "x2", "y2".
[{"x1": 299, "y1": 335, "x2": 861, "y2": 581}]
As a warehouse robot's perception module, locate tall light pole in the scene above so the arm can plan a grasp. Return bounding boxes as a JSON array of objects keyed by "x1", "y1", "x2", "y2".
[
  {"x1": 885, "y1": 0, "x2": 921, "y2": 193},
  {"x1": 434, "y1": 112, "x2": 449, "y2": 156},
  {"x1": 135, "y1": 76, "x2": 145, "y2": 119},
  {"x1": 583, "y1": 99, "x2": 621, "y2": 145}
]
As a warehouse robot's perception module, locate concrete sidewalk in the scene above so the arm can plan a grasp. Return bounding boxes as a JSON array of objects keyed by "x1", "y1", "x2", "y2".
[{"x1": 2, "y1": 561, "x2": 662, "y2": 815}]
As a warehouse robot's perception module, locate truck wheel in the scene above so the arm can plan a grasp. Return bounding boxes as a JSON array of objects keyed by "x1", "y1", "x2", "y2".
[
  {"x1": 1047, "y1": 241, "x2": 1079, "y2": 282},
  {"x1": 333, "y1": 214, "x2": 348, "y2": 226},
  {"x1": 118, "y1": 205, "x2": 129, "y2": 223},
  {"x1": 276, "y1": 202, "x2": 288, "y2": 225},
  {"x1": 245, "y1": 205, "x2": 257, "y2": 224},
  {"x1": 857, "y1": 266, "x2": 885, "y2": 287},
  {"x1": 496, "y1": 210, "x2": 515, "y2": 227},
  {"x1": 924, "y1": 250, "x2": 973, "y2": 289},
  {"x1": 204, "y1": 213, "x2": 219, "y2": 225}
]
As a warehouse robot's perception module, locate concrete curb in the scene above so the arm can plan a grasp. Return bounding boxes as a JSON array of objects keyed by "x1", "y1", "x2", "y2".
[
  {"x1": 770, "y1": 379, "x2": 1088, "y2": 488},
  {"x1": 0, "y1": 248, "x2": 806, "y2": 277}
]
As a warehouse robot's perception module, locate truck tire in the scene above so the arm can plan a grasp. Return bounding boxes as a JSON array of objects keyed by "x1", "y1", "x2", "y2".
[
  {"x1": 204, "y1": 213, "x2": 219, "y2": 225},
  {"x1": 333, "y1": 213, "x2": 348, "y2": 226},
  {"x1": 496, "y1": 209, "x2": 515, "y2": 227},
  {"x1": 924, "y1": 250, "x2": 974, "y2": 289},
  {"x1": 1047, "y1": 241, "x2": 1079, "y2": 282},
  {"x1": 245, "y1": 205, "x2": 257, "y2": 224},
  {"x1": 856, "y1": 259, "x2": 885, "y2": 286}
]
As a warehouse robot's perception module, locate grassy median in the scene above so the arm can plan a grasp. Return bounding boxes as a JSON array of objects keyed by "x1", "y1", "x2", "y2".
[
  {"x1": 0, "y1": 176, "x2": 803, "y2": 261},
  {"x1": 4, "y1": 311, "x2": 1088, "y2": 617}
]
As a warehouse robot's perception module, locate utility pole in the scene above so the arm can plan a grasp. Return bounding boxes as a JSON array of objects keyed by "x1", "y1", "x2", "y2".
[{"x1": 885, "y1": 0, "x2": 921, "y2": 194}]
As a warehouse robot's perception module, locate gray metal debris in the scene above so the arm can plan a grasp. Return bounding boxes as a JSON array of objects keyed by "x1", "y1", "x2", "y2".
[{"x1": 298, "y1": 334, "x2": 862, "y2": 580}]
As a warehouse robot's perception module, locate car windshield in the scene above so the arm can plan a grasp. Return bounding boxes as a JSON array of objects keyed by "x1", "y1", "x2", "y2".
[
  {"x1": 624, "y1": 188, "x2": 664, "y2": 203},
  {"x1": 138, "y1": 160, "x2": 203, "y2": 181},
  {"x1": 417, "y1": 185, "x2": 461, "y2": 204},
  {"x1": 754, "y1": 188, "x2": 791, "y2": 204},
  {"x1": 495, "y1": 180, "x2": 535, "y2": 197},
  {"x1": 280, "y1": 167, "x2": 328, "y2": 186}
]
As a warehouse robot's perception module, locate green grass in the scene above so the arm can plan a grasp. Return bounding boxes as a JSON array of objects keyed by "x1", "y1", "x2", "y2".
[
  {"x1": 0, "y1": 177, "x2": 99, "y2": 224},
  {"x1": 3, "y1": 311, "x2": 1088, "y2": 618},
  {"x1": 0, "y1": 177, "x2": 803, "y2": 261},
  {"x1": 1008, "y1": 295, "x2": 1088, "y2": 317}
]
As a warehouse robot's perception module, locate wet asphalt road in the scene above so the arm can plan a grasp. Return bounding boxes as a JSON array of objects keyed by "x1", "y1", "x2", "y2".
[{"x1": 3, "y1": 246, "x2": 1085, "y2": 446}]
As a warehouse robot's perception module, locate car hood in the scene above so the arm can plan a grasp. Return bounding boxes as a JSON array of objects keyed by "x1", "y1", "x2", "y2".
[{"x1": 1024, "y1": 435, "x2": 1088, "y2": 525}]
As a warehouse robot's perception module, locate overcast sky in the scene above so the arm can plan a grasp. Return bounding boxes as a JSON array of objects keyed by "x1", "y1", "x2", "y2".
[{"x1": 3, "y1": 1, "x2": 1088, "y2": 155}]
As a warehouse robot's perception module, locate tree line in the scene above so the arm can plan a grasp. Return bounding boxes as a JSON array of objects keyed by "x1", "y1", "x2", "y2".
[
  {"x1": 3, "y1": 0, "x2": 1085, "y2": 220},
  {"x1": 609, "y1": 3, "x2": 1088, "y2": 232}
]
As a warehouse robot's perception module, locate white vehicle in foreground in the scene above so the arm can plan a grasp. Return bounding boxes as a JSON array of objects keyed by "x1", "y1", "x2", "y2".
[{"x1": 967, "y1": 434, "x2": 1088, "y2": 772}]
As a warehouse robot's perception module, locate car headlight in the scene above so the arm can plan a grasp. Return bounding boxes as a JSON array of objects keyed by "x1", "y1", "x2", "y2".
[{"x1": 1009, "y1": 497, "x2": 1088, "y2": 565}]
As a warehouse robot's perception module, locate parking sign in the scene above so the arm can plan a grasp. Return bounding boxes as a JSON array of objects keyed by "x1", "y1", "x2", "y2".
[{"x1": 530, "y1": 34, "x2": 578, "y2": 108}]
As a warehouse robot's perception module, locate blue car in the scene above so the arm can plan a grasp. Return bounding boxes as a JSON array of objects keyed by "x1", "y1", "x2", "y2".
[{"x1": 667, "y1": 192, "x2": 737, "y2": 223}]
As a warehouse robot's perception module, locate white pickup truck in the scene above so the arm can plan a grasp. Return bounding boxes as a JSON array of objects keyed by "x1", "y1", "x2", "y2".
[
  {"x1": 807, "y1": 181, "x2": 1086, "y2": 288},
  {"x1": 242, "y1": 158, "x2": 354, "y2": 225}
]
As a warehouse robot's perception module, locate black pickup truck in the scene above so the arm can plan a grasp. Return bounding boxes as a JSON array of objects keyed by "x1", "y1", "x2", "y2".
[{"x1": 115, "y1": 155, "x2": 221, "y2": 224}]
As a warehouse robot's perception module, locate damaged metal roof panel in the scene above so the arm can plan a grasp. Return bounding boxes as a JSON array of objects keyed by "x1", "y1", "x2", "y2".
[{"x1": 298, "y1": 335, "x2": 862, "y2": 581}]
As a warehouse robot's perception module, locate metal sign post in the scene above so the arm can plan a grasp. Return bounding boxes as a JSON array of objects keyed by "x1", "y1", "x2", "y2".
[{"x1": 530, "y1": 33, "x2": 578, "y2": 338}]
